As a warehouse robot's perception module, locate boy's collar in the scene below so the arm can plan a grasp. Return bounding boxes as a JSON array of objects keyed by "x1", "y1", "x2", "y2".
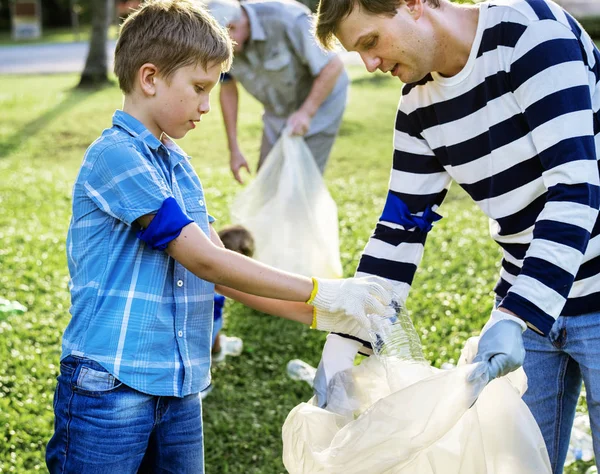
[{"x1": 112, "y1": 110, "x2": 163, "y2": 151}]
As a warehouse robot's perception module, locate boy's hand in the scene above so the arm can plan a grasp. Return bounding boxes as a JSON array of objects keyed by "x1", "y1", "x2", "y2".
[{"x1": 307, "y1": 276, "x2": 394, "y2": 331}]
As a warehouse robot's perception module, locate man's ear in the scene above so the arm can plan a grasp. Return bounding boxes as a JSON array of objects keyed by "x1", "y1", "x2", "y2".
[
  {"x1": 138, "y1": 63, "x2": 159, "y2": 96},
  {"x1": 405, "y1": 0, "x2": 424, "y2": 20}
]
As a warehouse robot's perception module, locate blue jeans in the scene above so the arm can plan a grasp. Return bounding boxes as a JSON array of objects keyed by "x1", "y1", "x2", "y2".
[
  {"x1": 46, "y1": 356, "x2": 204, "y2": 473},
  {"x1": 517, "y1": 311, "x2": 600, "y2": 473}
]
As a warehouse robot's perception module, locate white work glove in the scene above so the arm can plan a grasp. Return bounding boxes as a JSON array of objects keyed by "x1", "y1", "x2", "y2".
[
  {"x1": 468, "y1": 309, "x2": 527, "y2": 383},
  {"x1": 307, "y1": 276, "x2": 394, "y2": 332}
]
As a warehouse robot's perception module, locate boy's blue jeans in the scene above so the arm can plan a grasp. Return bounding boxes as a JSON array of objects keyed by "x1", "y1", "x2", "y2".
[
  {"x1": 513, "y1": 308, "x2": 600, "y2": 474},
  {"x1": 46, "y1": 356, "x2": 204, "y2": 473}
]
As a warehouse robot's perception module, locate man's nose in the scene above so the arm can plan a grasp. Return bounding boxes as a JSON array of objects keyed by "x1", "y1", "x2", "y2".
[{"x1": 360, "y1": 53, "x2": 381, "y2": 73}]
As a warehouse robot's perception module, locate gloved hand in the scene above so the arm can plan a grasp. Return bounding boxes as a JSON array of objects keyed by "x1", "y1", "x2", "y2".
[
  {"x1": 470, "y1": 309, "x2": 527, "y2": 382},
  {"x1": 307, "y1": 276, "x2": 394, "y2": 332},
  {"x1": 314, "y1": 334, "x2": 362, "y2": 408}
]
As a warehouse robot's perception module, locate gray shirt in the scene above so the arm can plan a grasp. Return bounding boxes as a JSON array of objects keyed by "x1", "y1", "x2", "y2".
[{"x1": 226, "y1": 0, "x2": 349, "y2": 138}]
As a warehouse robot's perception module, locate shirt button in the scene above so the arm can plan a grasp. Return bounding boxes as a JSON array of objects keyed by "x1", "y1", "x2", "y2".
[
  {"x1": 198, "y1": 199, "x2": 204, "y2": 206},
  {"x1": 177, "y1": 280, "x2": 183, "y2": 287},
  {"x1": 178, "y1": 330, "x2": 183, "y2": 337}
]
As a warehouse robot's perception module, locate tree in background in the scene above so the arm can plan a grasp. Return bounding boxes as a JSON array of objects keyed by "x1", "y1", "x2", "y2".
[{"x1": 78, "y1": 0, "x2": 111, "y2": 88}]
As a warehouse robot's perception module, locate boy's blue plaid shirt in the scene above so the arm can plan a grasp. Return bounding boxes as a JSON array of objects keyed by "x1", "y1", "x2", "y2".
[{"x1": 64, "y1": 110, "x2": 215, "y2": 397}]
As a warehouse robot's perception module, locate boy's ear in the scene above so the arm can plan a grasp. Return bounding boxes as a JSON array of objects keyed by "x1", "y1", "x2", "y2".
[
  {"x1": 405, "y1": 0, "x2": 424, "y2": 20},
  {"x1": 139, "y1": 63, "x2": 159, "y2": 96}
]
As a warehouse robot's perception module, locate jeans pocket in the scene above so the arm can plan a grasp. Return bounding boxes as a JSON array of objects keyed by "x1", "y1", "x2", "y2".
[{"x1": 73, "y1": 363, "x2": 123, "y2": 396}]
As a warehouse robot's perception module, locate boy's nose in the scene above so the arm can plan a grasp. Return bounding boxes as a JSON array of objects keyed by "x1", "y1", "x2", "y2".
[
  {"x1": 199, "y1": 97, "x2": 210, "y2": 115},
  {"x1": 360, "y1": 54, "x2": 381, "y2": 74}
]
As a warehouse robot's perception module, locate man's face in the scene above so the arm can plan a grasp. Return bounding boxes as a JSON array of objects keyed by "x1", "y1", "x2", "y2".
[
  {"x1": 228, "y1": 21, "x2": 247, "y2": 53},
  {"x1": 151, "y1": 62, "x2": 221, "y2": 139},
  {"x1": 336, "y1": 2, "x2": 434, "y2": 84}
]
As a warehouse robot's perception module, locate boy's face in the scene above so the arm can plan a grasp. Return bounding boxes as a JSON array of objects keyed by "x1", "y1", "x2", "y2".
[
  {"x1": 335, "y1": 1, "x2": 436, "y2": 84},
  {"x1": 151, "y1": 62, "x2": 222, "y2": 139}
]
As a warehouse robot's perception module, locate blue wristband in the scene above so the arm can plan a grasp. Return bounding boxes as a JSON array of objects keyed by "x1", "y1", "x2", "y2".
[{"x1": 137, "y1": 197, "x2": 194, "y2": 250}]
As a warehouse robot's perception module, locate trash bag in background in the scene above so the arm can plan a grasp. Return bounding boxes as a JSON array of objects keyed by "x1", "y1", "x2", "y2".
[
  {"x1": 231, "y1": 133, "x2": 343, "y2": 278},
  {"x1": 282, "y1": 336, "x2": 551, "y2": 474}
]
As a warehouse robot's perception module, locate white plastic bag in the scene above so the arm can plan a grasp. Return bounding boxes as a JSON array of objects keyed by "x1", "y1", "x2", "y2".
[
  {"x1": 231, "y1": 133, "x2": 342, "y2": 278},
  {"x1": 282, "y1": 337, "x2": 551, "y2": 474}
]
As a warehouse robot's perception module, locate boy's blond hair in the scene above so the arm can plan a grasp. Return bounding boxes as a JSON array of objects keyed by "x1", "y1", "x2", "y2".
[{"x1": 114, "y1": 0, "x2": 233, "y2": 93}]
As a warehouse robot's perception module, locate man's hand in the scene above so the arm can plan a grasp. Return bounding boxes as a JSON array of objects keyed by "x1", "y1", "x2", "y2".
[
  {"x1": 471, "y1": 309, "x2": 527, "y2": 382},
  {"x1": 287, "y1": 109, "x2": 312, "y2": 136},
  {"x1": 308, "y1": 276, "x2": 394, "y2": 332},
  {"x1": 230, "y1": 149, "x2": 251, "y2": 184}
]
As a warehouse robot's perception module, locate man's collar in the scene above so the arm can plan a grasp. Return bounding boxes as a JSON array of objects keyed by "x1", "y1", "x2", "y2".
[{"x1": 242, "y1": 4, "x2": 266, "y2": 42}]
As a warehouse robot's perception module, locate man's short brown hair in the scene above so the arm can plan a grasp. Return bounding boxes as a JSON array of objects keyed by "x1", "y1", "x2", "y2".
[
  {"x1": 316, "y1": 0, "x2": 440, "y2": 50},
  {"x1": 114, "y1": 0, "x2": 233, "y2": 93},
  {"x1": 218, "y1": 225, "x2": 255, "y2": 257}
]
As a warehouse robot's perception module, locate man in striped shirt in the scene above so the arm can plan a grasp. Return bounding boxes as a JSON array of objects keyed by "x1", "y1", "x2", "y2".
[{"x1": 315, "y1": 0, "x2": 600, "y2": 471}]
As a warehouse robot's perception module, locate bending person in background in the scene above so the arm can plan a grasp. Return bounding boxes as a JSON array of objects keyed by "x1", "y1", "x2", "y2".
[
  {"x1": 206, "y1": 0, "x2": 349, "y2": 183},
  {"x1": 314, "y1": 0, "x2": 600, "y2": 472}
]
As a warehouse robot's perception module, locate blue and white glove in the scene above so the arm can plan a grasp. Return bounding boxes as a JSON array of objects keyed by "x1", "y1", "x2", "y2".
[{"x1": 471, "y1": 309, "x2": 527, "y2": 382}]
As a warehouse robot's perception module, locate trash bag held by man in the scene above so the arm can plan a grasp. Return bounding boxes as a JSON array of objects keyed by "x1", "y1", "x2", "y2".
[
  {"x1": 282, "y1": 335, "x2": 551, "y2": 474},
  {"x1": 232, "y1": 133, "x2": 343, "y2": 278}
]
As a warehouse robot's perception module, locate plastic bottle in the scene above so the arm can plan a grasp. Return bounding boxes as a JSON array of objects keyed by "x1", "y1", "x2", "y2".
[
  {"x1": 0, "y1": 297, "x2": 27, "y2": 314},
  {"x1": 368, "y1": 301, "x2": 426, "y2": 363},
  {"x1": 287, "y1": 359, "x2": 317, "y2": 387},
  {"x1": 565, "y1": 414, "x2": 595, "y2": 465}
]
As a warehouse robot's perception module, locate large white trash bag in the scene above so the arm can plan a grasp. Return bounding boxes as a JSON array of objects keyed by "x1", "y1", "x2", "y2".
[
  {"x1": 282, "y1": 337, "x2": 551, "y2": 474},
  {"x1": 231, "y1": 133, "x2": 343, "y2": 278}
]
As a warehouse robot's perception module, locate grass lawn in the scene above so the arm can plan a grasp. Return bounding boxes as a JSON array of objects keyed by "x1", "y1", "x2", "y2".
[{"x1": 0, "y1": 69, "x2": 594, "y2": 473}]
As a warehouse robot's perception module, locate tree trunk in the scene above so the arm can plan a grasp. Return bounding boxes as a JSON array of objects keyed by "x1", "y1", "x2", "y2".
[{"x1": 78, "y1": 0, "x2": 111, "y2": 88}]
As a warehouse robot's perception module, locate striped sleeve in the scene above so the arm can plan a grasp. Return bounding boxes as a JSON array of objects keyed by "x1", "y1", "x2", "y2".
[
  {"x1": 355, "y1": 104, "x2": 452, "y2": 302},
  {"x1": 500, "y1": 19, "x2": 600, "y2": 334}
]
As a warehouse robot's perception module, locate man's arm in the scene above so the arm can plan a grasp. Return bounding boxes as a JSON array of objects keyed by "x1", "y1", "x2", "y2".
[
  {"x1": 287, "y1": 56, "x2": 344, "y2": 136},
  {"x1": 220, "y1": 77, "x2": 250, "y2": 183},
  {"x1": 355, "y1": 104, "x2": 451, "y2": 301}
]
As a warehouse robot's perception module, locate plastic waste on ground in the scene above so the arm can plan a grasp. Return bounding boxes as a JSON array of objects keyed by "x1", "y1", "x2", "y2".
[
  {"x1": 282, "y1": 304, "x2": 552, "y2": 473},
  {"x1": 565, "y1": 413, "x2": 595, "y2": 466},
  {"x1": 287, "y1": 359, "x2": 317, "y2": 388},
  {"x1": 0, "y1": 297, "x2": 27, "y2": 314},
  {"x1": 231, "y1": 132, "x2": 342, "y2": 278},
  {"x1": 212, "y1": 334, "x2": 243, "y2": 363}
]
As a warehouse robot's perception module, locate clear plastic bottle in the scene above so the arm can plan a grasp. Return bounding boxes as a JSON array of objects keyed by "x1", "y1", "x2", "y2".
[
  {"x1": 286, "y1": 359, "x2": 317, "y2": 387},
  {"x1": 368, "y1": 301, "x2": 426, "y2": 363}
]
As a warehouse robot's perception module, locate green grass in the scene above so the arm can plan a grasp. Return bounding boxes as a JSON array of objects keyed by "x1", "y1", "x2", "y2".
[
  {"x1": 0, "y1": 69, "x2": 594, "y2": 473},
  {"x1": 0, "y1": 25, "x2": 119, "y2": 46}
]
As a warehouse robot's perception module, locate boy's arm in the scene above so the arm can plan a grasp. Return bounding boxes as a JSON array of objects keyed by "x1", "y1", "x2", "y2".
[
  {"x1": 138, "y1": 214, "x2": 313, "y2": 301},
  {"x1": 209, "y1": 225, "x2": 313, "y2": 325}
]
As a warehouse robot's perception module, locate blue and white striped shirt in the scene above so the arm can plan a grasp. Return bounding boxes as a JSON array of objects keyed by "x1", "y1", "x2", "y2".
[
  {"x1": 356, "y1": 0, "x2": 600, "y2": 335},
  {"x1": 63, "y1": 110, "x2": 215, "y2": 396}
]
